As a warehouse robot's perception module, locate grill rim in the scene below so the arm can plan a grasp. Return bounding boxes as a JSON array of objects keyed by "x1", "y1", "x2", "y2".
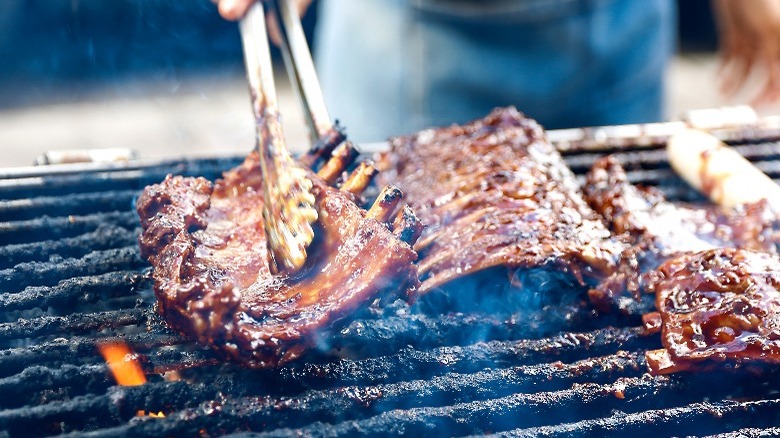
[
  {"x1": 4, "y1": 113, "x2": 780, "y2": 179},
  {"x1": 0, "y1": 154, "x2": 247, "y2": 180}
]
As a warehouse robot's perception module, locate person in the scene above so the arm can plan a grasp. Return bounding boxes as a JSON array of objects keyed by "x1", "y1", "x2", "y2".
[{"x1": 216, "y1": 0, "x2": 780, "y2": 142}]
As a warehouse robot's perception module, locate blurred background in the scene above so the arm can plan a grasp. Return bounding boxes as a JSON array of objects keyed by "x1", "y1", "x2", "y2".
[{"x1": 0, "y1": 0, "x2": 778, "y2": 167}]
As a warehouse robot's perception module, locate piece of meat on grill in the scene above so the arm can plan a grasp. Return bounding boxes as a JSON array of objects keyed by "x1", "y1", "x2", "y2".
[
  {"x1": 137, "y1": 150, "x2": 421, "y2": 368},
  {"x1": 375, "y1": 107, "x2": 624, "y2": 297},
  {"x1": 584, "y1": 156, "x2": 777, "y2": 254},
  {"x1": 584, "y1": 155, "x2": 779, "y2": 314},
  {"x1": 642, "y1": 248, "x2": 780, "y2": 375}
]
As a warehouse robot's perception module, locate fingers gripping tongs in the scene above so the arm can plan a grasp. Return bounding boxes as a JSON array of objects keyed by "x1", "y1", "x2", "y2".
[{"x1": 239, "y1": 2, "x2": 317, "y2": 274}]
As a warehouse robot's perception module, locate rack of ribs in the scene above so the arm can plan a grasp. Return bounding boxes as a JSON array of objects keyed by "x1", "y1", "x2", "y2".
[
  {"x1": 137, "y1": 150, "x2": 421, "y2": 368},
  {"x1": 376, "y1": 107, "x2": 624, "y2": 295}
]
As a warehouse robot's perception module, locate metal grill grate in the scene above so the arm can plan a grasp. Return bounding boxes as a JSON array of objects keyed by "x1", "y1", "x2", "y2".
[{"x1": 1, "y1": 139, "x2": 780, "y2": 436}]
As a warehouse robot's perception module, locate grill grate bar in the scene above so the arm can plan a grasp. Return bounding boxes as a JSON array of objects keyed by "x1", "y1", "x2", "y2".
[
  {"x1": 118, "y1": 352, "x2": 647, "y2": 436},
  {"x1": 0, "y1": 157, "x2": 242, "y2": 200},
  {"x1": 496, "y1": 398, "x2": 780, "y2": 438},
  {"x1": 263, "y1": 378, "x2": 661, "y2": 437},
  {"x1": 0, "y1": 308, "x2": 148, "y2": 343},
  {"x1": 0, "y1": 354, "x2": 221, "y2": 411},
  {"x1": 250, "y1": 327, "x2": 650, "y2": 393},
  {"x1": 0, "y1": 211, "x2": 138, "y2": 246},
  {"x1": 3, "y1": 326, "x2": 645, "y2": 402},
  {"x1": 0, "y1": 332, "x2": 188, "y2": 378},
  {"x1": 0, "y1": 364, "x2": 109, "y2": 410},
  {"x1": 29, "y1": 369, "x2": 780, "y2": 437},
  {"x1": 250, "y1": 373, "x2": 772, "y2": 437},
  {"x1": 703, "y1": 427, "x2": 780, "y2": 437},
  {"x1": 0, "y1": 324, "x2": 643, "y2": 416},
  {"x1": 301, "y1": 378, "x2": 663, "y2": 437},
  {"x1": 0, "y1": 190, "x2": 139, "y2": 222},
  {"x1": 0, "y1": 270, "x2": 149, "y2": 315},
  {"x1": 0, "y1": 225, "x2": 139, "y2": 269},
  {"x1": 332, "y1": 302, "x2": 596, "y2": 354},
  {"x1": 5, "y1": 352, "x2": 643, "y2": 434},
  {"x1": 0, "y1": 172, "x2": 145, "y2": 201},
  {"x1": 562, "y1": 141, "x2": 780, "y2": 173},
  {"x1": 0, "y1": 380, "x2": 220, "y2": 437},
  {"x1": 1, "y1": 247, "x2": 144, "y2": 293}
]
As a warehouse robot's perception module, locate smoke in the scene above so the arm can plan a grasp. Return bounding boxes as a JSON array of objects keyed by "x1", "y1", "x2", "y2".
[
  {"x1": 316, "y1": 265, "x2": 600, "y2": 362},
  {"x1": 407, "y1": 266, "x2": 595, "y2": 345},
  {"x1": 416, "y1": 266, "x2": 585, "y2": 314}
]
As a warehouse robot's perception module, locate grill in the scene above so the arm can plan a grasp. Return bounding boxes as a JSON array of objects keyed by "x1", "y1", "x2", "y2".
[{"x1": 3, "y1": 124, "x2": 780, "y2": 437}]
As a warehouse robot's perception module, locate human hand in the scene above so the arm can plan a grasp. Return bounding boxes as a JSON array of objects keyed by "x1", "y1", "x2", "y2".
[
  {"x1": 213, "y1": 0, "x2": 313, "y2": 44},
  {"x1": 713, "y1": 0, "x2": 780, "y2": 106},
  {"x1": 214, "y1": 0, "x2": 255, "y2": 21}
]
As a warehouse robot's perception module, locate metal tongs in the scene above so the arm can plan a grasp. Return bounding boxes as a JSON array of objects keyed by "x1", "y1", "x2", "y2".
[
  {"x1": 239, "y1": 2, "x2": 317, "y2": 274},
  {"x1": 268, "y1": 0, "x2": 346, "y2": 160}
]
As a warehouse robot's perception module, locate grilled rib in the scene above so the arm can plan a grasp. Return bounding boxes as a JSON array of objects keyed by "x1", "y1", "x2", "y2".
[
  {"x1": 136, "y1": 151, "x2": 419, "y2": 368},
  {"x1": 583, "y1": 155, "x2": 779, "y2": 314},
  {"x1": 377, "y1": 107, "x2": 623, "y2": 294},
  {"x1": 643, "y1": 248, "x2": 780, "y2": 375},
  {"x1": 584, "y1": 156, "x2": 777, "y2": 255}
]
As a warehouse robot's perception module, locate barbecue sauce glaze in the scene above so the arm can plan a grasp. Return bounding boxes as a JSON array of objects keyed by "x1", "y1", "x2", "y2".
[
  {"x1": 643, "y1": 248, "x2": 780, "y2": 374},
  {"x1": 137, "y1": 152, "x2": 418, "y2": 368}
]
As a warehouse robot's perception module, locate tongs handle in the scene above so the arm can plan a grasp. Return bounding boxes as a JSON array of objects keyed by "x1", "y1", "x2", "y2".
[
  {"x1": 239, "y1": 2, "x2": 317, "y2": 274},
  {"x1": 270, "y1": 0, "x2": 333, "y2": 140},
  {"x1": 240, "y1": 1, "x2": 280, "y2": 128}
]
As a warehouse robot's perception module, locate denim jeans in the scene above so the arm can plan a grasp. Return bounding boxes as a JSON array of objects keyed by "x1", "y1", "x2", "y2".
[{"x1": 314, "y1": 0, "x2": 675, "y2": 142}]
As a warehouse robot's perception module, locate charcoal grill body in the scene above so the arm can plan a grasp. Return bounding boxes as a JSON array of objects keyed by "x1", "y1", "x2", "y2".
[{"x1": 2, "y1": 136, "x2": 780, "y2": 437}]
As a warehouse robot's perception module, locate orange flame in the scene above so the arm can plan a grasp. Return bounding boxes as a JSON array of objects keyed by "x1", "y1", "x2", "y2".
[
  {"x1": 98, "y1": 342, "x2": 147, "y2": 386},
  {"x1": 136, "y1": 410, "x2": 166, "y2": 418}
]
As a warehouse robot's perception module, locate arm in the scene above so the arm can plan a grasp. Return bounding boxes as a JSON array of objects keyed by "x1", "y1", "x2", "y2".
[{"x1": 713, "y1": 0, "x2": 780, "y2": 105}]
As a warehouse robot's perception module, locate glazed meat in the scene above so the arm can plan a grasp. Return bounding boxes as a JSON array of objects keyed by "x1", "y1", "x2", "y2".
[
  {"x1": 377, "y1": 107, "x2": 623, "y2": 294},
  {"x1": 584, "y1": 156, "x2": 778, "y2": 313},
  {"x1": 137, "y1": 151, "x2": 420, "y2": 368},
  {"x1": 643, "y1": 248, "x2": 780, "y2": 374},
  {"x1": 584, "y1": 155, "x2": 776, "y2": 255}
]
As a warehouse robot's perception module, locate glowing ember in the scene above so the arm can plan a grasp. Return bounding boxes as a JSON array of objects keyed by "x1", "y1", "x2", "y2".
[
  {"x1": 97, "y1": 342, "x2": 147, "y2": 386},
  {"x1": 162, "y1": 370, "x2": 182, "y2": 382},
  {"x1": 136, "y1": 410, "x2": 166, "y2": 418}
]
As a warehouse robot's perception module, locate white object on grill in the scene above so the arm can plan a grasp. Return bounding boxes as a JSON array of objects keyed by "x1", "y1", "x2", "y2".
[
  {"x1": 667, "y1": 127, "x2": 780, "y2": 210},
  {"x1": 35, "y1": 148, "x2": 138, "y2": 165}
]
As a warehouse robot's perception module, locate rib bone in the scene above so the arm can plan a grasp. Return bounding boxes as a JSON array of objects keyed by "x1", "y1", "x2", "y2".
[
  {"x1": 393, "y1": 205, "x2": 424, "y2": 246},
  {"x1": 300, "y1": 125, "x2": 347, "y2": 168},
  {"x1": 341, "y1": 161, "x2": 379, "y2": 196},
  {"x1": 414, "y1": 207, "x2": 496, "y2": 251},
  {"x1": 317, "y1": 142, "x2": 359, "y2": 185},
  {"x1": 367, "y1": 185, "x2": 404, "y2": 223}
]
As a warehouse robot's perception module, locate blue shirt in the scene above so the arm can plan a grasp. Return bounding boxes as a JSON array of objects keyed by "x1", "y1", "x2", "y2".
[{"x1": 314, "y1": 0, "x2": 675, "y2": 141}]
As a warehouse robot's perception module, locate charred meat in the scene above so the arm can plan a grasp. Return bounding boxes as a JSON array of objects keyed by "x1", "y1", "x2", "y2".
[
  {"x1": 584, "y1": 156, "x2": 778, "y2": 313},
  {"x1": 377, "y1": 107, "x2": 623, "y2": 294},
  {"x1": 583, "y1": 155, "x2": 776, "y2": 255},
  {"x1": 137, "y1": 151, "x2": 420, "y2": 368},
  {"x1": 643, "y1": 248, "x2": 780, "y2": 374}
]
